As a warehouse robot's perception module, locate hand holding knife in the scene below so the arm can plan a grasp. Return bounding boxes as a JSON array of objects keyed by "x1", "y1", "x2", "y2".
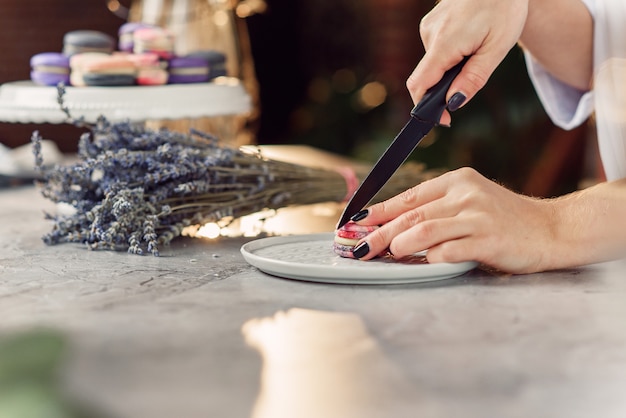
[{"x1": 337, "y1": 57, "x2": 469, "y2": 229}]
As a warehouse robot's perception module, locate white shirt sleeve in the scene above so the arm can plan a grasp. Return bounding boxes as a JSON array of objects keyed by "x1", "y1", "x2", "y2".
[{"x1": 523, "y1": 0, "x2": 596, "y2": 131}]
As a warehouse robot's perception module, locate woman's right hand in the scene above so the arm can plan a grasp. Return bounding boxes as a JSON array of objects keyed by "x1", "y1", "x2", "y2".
[{"x1": 407, "y1": 0, "x2": 529, "y2": 124}]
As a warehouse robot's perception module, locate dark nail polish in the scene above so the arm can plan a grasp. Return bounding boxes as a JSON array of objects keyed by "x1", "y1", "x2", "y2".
[
  {"x1": 350, "y1": 209, "x2": 369, "y2": 222},
  {"x1": 352, "y1": 241, "x2": 370, "y2": 259},
  {"x1": 447, "y1": 92, "x2": 466, "y2": 112}
]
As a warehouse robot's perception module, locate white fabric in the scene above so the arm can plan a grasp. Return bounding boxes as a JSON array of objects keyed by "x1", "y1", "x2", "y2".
[
  {"x1": 524, "y1": 0, "x2": 626, "y2": 180},
  {"x1": 591, "y1": 0, "x2": 626, "y2": 180},
  {"x1": 523, "y1": 53, "x2": 594, "y2": 130}
]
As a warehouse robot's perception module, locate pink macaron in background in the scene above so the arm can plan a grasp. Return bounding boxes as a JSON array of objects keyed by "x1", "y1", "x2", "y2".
[
  {"x1": 28, "y1": 22, "x2": 226, "y2": 88},
  {"x1": 69, "y1": 52, "x2": 111, "y2": 86},
  {"x1": 118, "y1": 22, "x2": 157, "y2": 53},
  {"x1": 79, "y1": 54, "x2": 136, "y2": 86},
  {"x1": 122, "y1": 52, "x2": 168, "y2": 86},
  {"x1": 133, "y1": 27, "x2": 175, "y2": 60}
]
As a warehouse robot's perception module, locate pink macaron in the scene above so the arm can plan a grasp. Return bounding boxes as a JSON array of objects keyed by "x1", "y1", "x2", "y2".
[
  {"x1": 133, "y1": 27, "x2": 175, "y2": 59},
  {"x1": 118, "y1": 22, "x2": 157, "y2": 53},
  {"x1": 123, "y1": 52, "x2": 168, "y2": 85},
  {"x1": 333, "y1": 222, "x2": 379, "y2": 258},
  {"x1": 80, "y1": 54, "x2": 136, "y2": 86}
]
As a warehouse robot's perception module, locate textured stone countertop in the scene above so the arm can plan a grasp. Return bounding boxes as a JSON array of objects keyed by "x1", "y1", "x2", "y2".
[{"x1": 1, "y1": 186, "x2": 625, "y2": 418}]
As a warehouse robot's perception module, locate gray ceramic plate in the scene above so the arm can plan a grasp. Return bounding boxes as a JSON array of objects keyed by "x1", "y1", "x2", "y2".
[{"x1": 241, "y1": 233, "x2": 478, "y2": 285}]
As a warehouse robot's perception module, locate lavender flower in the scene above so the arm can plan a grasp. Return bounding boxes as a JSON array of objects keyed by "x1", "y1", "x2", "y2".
[{"x1": 32, "y1": 85, "x2": 440, "y2": 256}]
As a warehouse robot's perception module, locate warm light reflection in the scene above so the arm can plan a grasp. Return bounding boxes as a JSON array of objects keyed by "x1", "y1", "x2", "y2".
[
  {"x1": 187, "y1": 202, "x2": 343, "y2": 240},
  {"x1": 212, "y1": 76, "x2": 241, "y2": 86},
  {"x1": 106, "y1": 0, "x2": 121, "y2": 13},
  {"x1": 213, "y1": 9, "x2": 230, "y2": 26},
  {"x1": 239, "y1": 209, "x2": 277, "y2": 237},
  {"x1": 183, "y1": 199, "x2": 343, "y2": 240},
  {"x1": 196, "y1": 222, "x2": 221, "y2": 239},
  {"x1": 357, "y1": 81, "x2": 387, "y2": 110},
  {"x1": 186, "y1": 145, "x2": 351, "y2": 240},
  {"x1": 242, "y1": 308, "x2": 423, "y2": 418},
  {"x1": 235, "y1": 0, "x2": 268, "y2": 18}
]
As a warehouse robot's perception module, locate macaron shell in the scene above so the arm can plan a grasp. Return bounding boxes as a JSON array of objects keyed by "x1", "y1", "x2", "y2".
[
  {"x1": 122, "y1": 52, "x2": 161, "y2": 68},
  {"x1": 64, "y1": 30, "x2": 115, "y2": 47},
  {"x1": 332, "y1": 242, "x2": 356, "y2": 259},
  {"x1": 30, "y1": 71, "x2": 70, "y2": 86},
  {"x1": 82, "y1": 55, "x2": 135, "y2": 74},
  {"x1": 336, "y1": 229, "x2": 371, "y2": 240},
  {"x1": 30, "y1": 52, "x2": 70, "y2": 68},
  {"x1": 341, "y1": 222, "x2": 379, "y2": 232},
  {"x1": 70, "y1": 53, "x2": 111, "y2": 70},
  {"x1": 118, "y1": 22, "x2": 157, "y2": 35},
  {"x1": 83, "y1": 73, "x2": 136, "y2": 86},
  {"x1": 168, "y1": 72, "x2": 210, "y2": 84}
]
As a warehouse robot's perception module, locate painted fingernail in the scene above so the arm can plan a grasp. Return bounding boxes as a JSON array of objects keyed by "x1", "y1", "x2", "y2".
[
  {"x1": 352, "y1": 242, "x2": 370, "y2": 259},
  {"x1": 350, "y1": 209, "x2": 369, "y2": 222},
  {"x1": 447, "y1": 92, "x2": 466, "y2": 112}
]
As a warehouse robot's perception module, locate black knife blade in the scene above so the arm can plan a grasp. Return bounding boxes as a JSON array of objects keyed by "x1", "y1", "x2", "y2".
[
  {"x1": 336, "y1": 117, "x2": 435, "y2": 228},
  {"x1": 337, "y1": 57, "x2": 468, "y2": 229}
]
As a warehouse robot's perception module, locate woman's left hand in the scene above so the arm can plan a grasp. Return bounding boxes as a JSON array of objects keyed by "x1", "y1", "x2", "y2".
[{"x1": 351, "y1": 167, "x2": 557, "y2": 273}]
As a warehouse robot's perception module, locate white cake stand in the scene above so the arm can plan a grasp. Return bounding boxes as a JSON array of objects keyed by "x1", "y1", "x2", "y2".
[{"x1": 0, "y1": 78, "x2": 252, "y2": 124}]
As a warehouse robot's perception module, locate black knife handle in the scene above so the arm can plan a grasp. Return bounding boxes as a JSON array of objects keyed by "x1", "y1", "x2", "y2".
[{"x1": 410, "y1": 56, "x2": 469, "y2": 124}]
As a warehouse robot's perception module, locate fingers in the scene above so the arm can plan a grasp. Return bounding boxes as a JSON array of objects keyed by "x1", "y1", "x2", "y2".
[
  {"x1": 355, "y1": 211, "x2": 474, "y2": 261},
  {"x1": 349, "y1": 168, "x2": 484, "y2": 262},
  {"x1": 356, "y1": 173, "x2": 451, "y2": 226},
  {"x1": 407, "y1": 53, "x2": 496, "y2": 114},
  {"x1": 407, "y1": 0, "x2": 528, "y2": 116},
  {"x1": 351, "y1": 186, "x2": 467, "y2": 261},
  {"x1": 406, "y1": 51, "x2": 452, "y2": 106}
]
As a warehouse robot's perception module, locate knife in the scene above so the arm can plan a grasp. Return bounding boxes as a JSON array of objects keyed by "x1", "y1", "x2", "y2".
[{"x1": 336, "y1": 57, "x2": 469, "y2": 229}]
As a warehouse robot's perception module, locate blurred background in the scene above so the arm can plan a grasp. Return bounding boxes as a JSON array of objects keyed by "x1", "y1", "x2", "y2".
[{"x1": 0, "y1": 0, "x2": 601, "y2": 197}]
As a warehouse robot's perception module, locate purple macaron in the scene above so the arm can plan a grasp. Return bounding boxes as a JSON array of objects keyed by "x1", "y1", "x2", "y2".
[
  {"x1": 167, "y1": 56, "x2": 210, "y2": 84},
  {"x1": 30, "y1": 52, "x2": 70, "y2": 86},
  {"x1": 186, "y1": 50, "x2": 227, "y2": 79}
]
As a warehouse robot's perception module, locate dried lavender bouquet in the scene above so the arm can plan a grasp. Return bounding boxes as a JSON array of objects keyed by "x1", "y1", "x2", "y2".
[{"x1": 32, "y1": 86, "x2": 441, "y2": 256}]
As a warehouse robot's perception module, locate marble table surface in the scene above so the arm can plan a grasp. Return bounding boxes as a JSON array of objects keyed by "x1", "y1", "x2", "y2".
[{"x1": 1, "y1": 186, "x2": 625, "y2": 418}]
